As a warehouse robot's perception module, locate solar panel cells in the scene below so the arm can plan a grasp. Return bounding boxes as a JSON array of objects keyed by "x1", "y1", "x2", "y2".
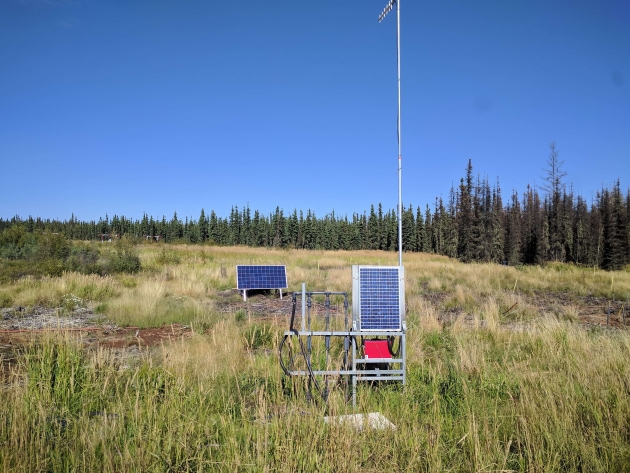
[
  {"x1": 359, "y1": 267, "x2": 401, "y2": 330},
  {"x1": 236, "y1": 265, "x2": 288, "y2": 290}
]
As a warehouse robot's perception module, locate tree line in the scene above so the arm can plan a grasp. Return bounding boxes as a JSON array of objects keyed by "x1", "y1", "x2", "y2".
[{"x1": 2, "y1": 144, "x2": 628, "y2": 270}]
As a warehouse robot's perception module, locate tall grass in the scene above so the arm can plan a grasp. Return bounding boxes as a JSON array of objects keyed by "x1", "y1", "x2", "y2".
[
  {"x1": 2, "y1": 313, "x2": 630, "y2": 471},
  {"x1": 2, "y1": 247, "x2": 630, "y2": 470},
  {"x1": 3, "y1": 245, "x2": 628, "y2": 328}
]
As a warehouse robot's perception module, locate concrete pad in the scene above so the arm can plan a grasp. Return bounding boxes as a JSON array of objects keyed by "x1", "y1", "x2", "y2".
[{"x1": 323, "y1": 412, "x2": 396, "y2": 432}]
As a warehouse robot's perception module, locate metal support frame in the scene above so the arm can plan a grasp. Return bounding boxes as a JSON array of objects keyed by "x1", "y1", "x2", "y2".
[
  {"x1": 240, "y1": 288, "x2": 283, "y2": 302},
  {"x1": 280, "y1": 285, "x2": 406, "y2": 407}
]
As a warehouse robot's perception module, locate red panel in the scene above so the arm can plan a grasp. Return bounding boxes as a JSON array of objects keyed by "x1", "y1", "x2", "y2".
[{"x1": 363, "y1": 340, "x2": 392, "y2": 359}]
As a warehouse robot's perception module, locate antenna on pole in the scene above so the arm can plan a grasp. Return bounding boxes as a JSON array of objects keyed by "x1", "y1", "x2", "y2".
[{"x1": 378, "y1": 0, "x2": 403, "y2": 267}]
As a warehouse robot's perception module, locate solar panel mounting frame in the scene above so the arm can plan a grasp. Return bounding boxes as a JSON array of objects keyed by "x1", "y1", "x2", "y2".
[
  {"x1": 352, "y1": 265, "x2": 405, "y2": 332},
  {"x1": 236, "y1": 265, "x2": 288, "y2": 301}
]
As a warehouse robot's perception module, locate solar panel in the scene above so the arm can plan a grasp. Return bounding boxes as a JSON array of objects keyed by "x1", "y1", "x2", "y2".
[
  {"x1": 352, "y1": 265, "x2": 404, "y2": 331},
  {"x1": 236, "y1": 265, "x2": 288, "y2": 290}
]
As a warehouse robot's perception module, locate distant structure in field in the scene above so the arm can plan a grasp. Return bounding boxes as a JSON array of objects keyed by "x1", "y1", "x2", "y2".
[{"x1": 98, "y1": 233, "x2": 120, "y2": 242}]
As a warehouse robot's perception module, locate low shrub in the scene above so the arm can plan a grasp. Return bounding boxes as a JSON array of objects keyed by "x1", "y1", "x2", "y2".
[
  {"x1": 234, "y1": 309, "x2": 247, "y2": 323},
  {"x1": 155, "y1": 249, "x2": 181, "y2": 266},
  {"x1": 243, "y1": 323, "x2": 276, "y2": 351},
  {"x1": 67, "y1": 244, "x2": 102, "y2": 274},
  {"x1": 0, "y1": 292, "x2": 12, "y2": 308},
  {"x1": 106, "y1": 238, "x2": 141, "y2": 274}
]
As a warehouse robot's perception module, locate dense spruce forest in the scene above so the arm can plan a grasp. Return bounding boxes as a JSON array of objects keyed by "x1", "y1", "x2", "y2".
[{"x1": 2, "y1": 152, "x2": 629, "y2": 271}]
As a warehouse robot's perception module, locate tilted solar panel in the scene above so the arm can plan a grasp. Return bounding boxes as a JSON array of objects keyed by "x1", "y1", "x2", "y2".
[
  {"x1": 352, "y1": 265, "x2": 404, "y2": 331},
  {"x1": 236, "y1": 265, "x2": 288, "y2": 290}
]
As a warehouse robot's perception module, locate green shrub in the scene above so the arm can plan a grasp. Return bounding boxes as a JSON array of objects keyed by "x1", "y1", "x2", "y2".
[
  {"x1": 235, "y1": 309, "x2": 247, "y2": 323},
  {"x1": 0, "y1": 292, "x2": 12, "y2": 308},
  {"x1": 67, "y1": 244, "x2": 102, "y2": 274},
  {"x1": 0, "y1": 226, "x2": 44, "y2": 261},
  {"x1": 117, "y1": 275, "x2": 138, "y2": 288},
  {"x1": 37, "y1": 233, "x2": 71, "y2": 261},
  {"x1": 73, "y1": 282, "x2": 118, "y2": 302},
  {"x1": 94, "y1": 303, "x2": 108, "y2": 314},
  {"x1": 0, "y1": 225, "x2": 47, "y2": 260},
  {"x1": 155, "y1": 249, "x2": 181, "y2": 266},
  {"x1": 0, "y1": 229, "x2": 106, "y2": 280},
  {"x1": 39, "y1": 258, "x2": 67, "y2": 277},
  {"x1": 106, "y1": 238, "x2": 141, "y2": 274},
  {"x1": 0, "y1": 242, "x2": 20, "y2": 260},
  {"x1": 0, "y1": 260, "x2": 39, "y2": 283},
  {"x1": 243, "y1": 323, "x2": 275, "y2": 351}
]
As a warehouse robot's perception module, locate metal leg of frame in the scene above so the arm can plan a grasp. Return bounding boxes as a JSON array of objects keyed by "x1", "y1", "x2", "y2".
[
  {"x1": 402, "y1": 333, "x2": 406, "y2": 385},
  {"x1": 352, "y1": 335, "x2": 357, "y2": 407}
]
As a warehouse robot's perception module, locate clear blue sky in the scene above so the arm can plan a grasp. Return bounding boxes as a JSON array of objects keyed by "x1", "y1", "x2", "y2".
[{"x1": 1, "y1": 0, "x2": 628, "y2": 223}]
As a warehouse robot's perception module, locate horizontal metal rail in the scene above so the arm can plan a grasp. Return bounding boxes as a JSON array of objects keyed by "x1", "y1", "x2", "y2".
[
  {"x1": 285, "y1": 369, "x2": 404, "y2": 376},
  {"x1": 284, "y1": 331, "x2": 405, "y2": 337},
  {"x1": 358, "y1": 375, "x2": 405, "y2": 381},
  {"x1": 356, "y1": 358, "x2": 403, "y2": 363}
]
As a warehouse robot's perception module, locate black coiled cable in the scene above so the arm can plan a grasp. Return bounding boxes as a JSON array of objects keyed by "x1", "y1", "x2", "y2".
[
  {"x1": 278, "y1": 293, "x2": 326, "y2": 402},
  {"x1": 387, "y1": 335, "x2": 400, "y2": 357}
]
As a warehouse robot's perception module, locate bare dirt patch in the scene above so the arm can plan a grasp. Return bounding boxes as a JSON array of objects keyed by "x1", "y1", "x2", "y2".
[
  {"x1": 1, "y1": 306, "x2": 192, "y2": 347},
  {"x1": 0, "y1": 306, "x2": 192, "y2": 384},
  {"x1": 0, "y1": 289, "x2": 626, "y2": 374},
  {"x1": 217, "y1": 290, "x2": 347, "y2": 320}
]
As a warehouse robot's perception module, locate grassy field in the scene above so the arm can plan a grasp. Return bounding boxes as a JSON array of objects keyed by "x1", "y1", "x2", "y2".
[{"x1": 1, "y1": 243, "x2": 630, "y2": 472}]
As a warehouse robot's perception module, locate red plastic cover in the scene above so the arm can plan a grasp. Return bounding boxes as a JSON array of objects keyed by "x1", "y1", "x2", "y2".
[{"x1": 363, "y1": 340, "x2": 392, "y2": 359}]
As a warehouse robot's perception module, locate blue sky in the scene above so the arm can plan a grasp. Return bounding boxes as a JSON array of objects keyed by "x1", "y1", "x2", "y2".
[{"x1": 1, "y1": 0, "x2": 628, "y2": 223}]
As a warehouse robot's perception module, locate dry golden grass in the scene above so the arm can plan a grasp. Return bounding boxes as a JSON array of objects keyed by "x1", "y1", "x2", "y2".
[
  {"x1": 161, "y1": 319, "x2": 250, "y2": 379},
  {"x1": 3, "y1": 245, "x2": 629, "y2": 332},
  {"x1": 2, "y1": 245, "x2": 630, "y2": 471}
]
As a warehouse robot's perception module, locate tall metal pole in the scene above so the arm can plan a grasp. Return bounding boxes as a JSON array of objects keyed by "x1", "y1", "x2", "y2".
[
  {"x1": 396, "y1": 0, "x2": 402, "y2": 267},
  {"x1": 379, "y1": 0, "x2": 403, "y2": 267}
]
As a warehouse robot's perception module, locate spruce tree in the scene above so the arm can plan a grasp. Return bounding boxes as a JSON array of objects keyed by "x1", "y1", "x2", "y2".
[
  {"x1": 562, "y1": 189, "x2": 574, "y2": 262},
  {"x1": 522, "y1": 185, "x2": 538, "y2": 264},
  {"x1": 490, "y1": 182, "x2": 505, "y2": 263},
  {"x1": 271, "y1": 206, "x2": 285, "y2": 248},
  {"x1": 541, "y1": 142, "x2": 567, "y2": 261},
  {"x1": 505, "y1": 190, "x2": 522, "y2": 265},
  {"x1": 367, "y1": 205, "x2": 379, "y2": 250},
  {"x1": 170, "y1": 212, "x2": 182, "y2": 241},
  {"x1": 415, "y1": 206, "x2": 425, "y2": 253},
  {"x1": 402, "y1": 203, "x2": 416, "y2": 252},
  {"x1": 304, "y1": 210, "x2": 315, "y2": 249},
  {"x1": 198, "y1": 209, "x2": 209, "y2": 243},
  {"x1": 602, "y1": 181, "x2": 628, "y2": 270},
  {"x1": 589, "y1": 197, "x2": 603, "y2": 268},
  {"x1": 457, "y1": 160, "x2": 474, "y2": 261},
  {"x1": 378, "y1": 203, "x2": 385, "y2": 250},
  {"x1": 242, "y1": 205, "x2": 252, "y2": 246},
  {"x1": 338, "y1": 215, "x2": 351, "y2": 250},
  {"x1": 140, "y1": 213, "x2": 149, "y2": 238},
  {"x1": 572, "y1": 196, "x2": 588, "y2": 265},
  {"x1": 423, "y1": 205, "x2": 433, "y2": 253},
  {"x1": 444, "y1": 188, "x2": 458, "y2": 258},
  {"x1": 350, "y1": 213, "x2": 362, "y2": 250},
  {"x1": 469, "y1": 178, "x2": 485, "y2": 261}
]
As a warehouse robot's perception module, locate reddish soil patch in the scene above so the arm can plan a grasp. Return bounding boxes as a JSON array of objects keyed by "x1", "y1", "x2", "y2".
[
  {"x1": 0, "y1": 324, "x2": 191, "y2": 350},
  {"x1": 577, "y1": 298, "x2": 628, "y2": 329},
  {"x1": 415, "y1": 283, "x2": 629, "y2": 330},
  {"x1": 0, "y1": 322, "x2": 192, "y2": 386},
  {"x1": 0, "y1": 289, "x2": 626, "y2": 365},
  {"x1": 0, "y1": 306, "x2": 192, "y2": 383},
  {"x1": 96, "y1": 324, "x2": 192, "y2": 349}
]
